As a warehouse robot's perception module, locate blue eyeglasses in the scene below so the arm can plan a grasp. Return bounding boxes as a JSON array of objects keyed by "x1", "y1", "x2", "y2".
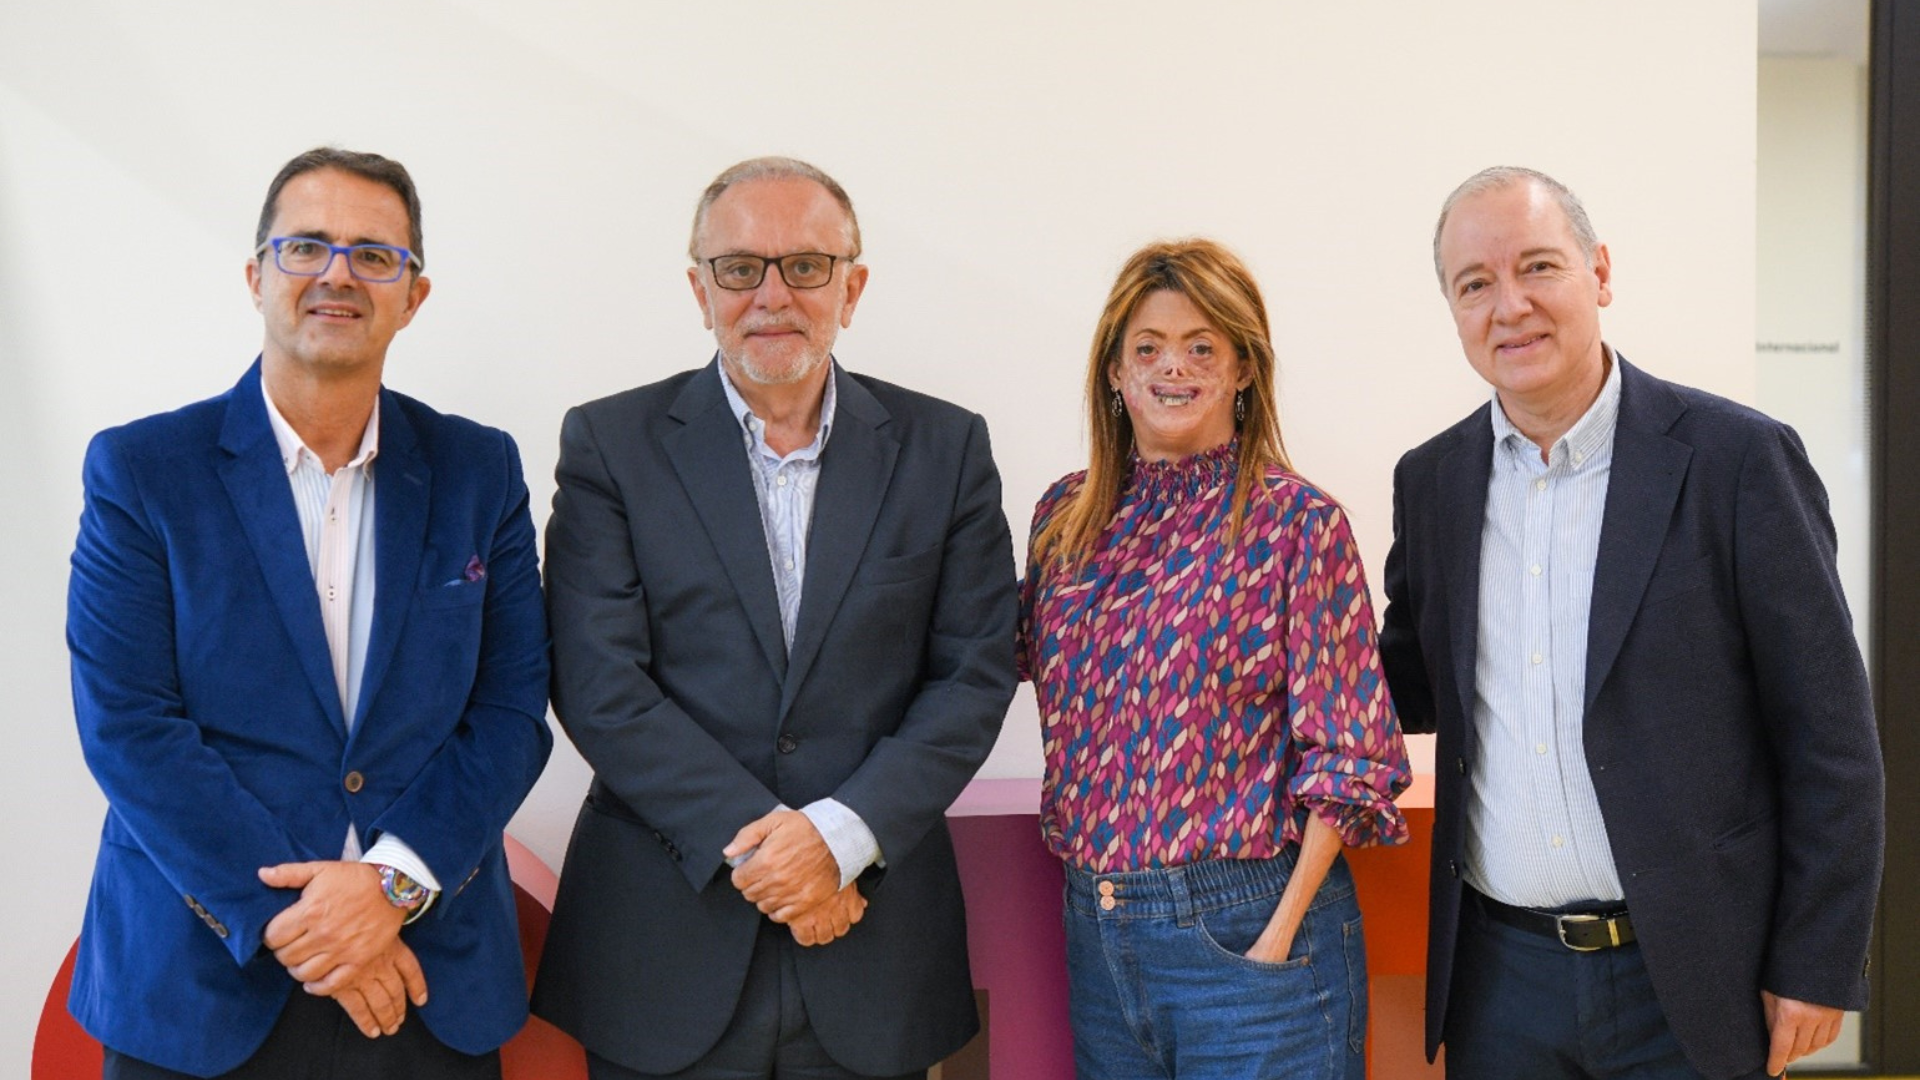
[{"x1": 255, "y1": 236, "x2": 422, "y2": 283}]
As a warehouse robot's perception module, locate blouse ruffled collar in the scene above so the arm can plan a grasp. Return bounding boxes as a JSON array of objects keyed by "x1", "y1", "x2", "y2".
[{"x1": 1123, "y1": 439, "x2": 1237, "y2": 503}]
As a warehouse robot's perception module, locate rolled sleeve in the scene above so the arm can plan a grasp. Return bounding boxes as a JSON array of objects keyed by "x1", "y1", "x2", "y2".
[{"x1": 1284, "y1": 501, "x2": 1412, "y2": 849}]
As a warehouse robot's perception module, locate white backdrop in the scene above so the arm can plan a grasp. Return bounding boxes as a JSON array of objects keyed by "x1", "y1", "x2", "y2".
[{"x1": 0, "y1": 1, "x2": 1757, "y2": 1068}]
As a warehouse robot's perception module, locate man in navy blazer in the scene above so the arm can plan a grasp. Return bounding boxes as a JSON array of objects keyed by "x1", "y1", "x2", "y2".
[
  {"x1": 531, "y1": 157, "x2": 1017, "y2": 1079},
  {"x1": 1381, "y1": 167, "x2": 1883, "y2": 1079},
  {"x1": 67, "y1": 148, "x2": 552, "y2": 1079}
]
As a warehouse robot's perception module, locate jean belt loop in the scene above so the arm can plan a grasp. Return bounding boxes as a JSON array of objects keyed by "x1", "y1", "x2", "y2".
[{"x1": 1170, "y1": 866, "x2": 1196, "y2": 927}]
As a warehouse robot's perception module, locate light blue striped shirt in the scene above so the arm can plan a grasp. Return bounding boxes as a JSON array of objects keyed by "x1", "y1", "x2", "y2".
[
  {"x1": 1464, "y1": 352, "x2": 1625, "y2": 908},
  {"x1": 261, "y1": 382, "x2": 439, "y2": 893},
  {"x1": 717, "y1": 361, "x2": 880, "y2": 888}
]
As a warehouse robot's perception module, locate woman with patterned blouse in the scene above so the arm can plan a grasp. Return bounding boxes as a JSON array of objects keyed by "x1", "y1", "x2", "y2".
[{"x1": 1018, "y1": 239, "x2": 1411, "y2": 1079}]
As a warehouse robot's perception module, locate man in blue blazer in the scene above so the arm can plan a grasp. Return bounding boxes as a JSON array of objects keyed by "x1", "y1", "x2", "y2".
[
  {"x1": 67, "y1": 148, "x2": 552, "y2": 1079},
  {"x1": 1381, "y1": 167, "x2": 1884, "y2": 1080},
  {"x1": 531, "y1": 157, "x2": 1017, "y2": 1079}
]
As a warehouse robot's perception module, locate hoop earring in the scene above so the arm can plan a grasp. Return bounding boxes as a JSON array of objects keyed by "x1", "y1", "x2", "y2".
[
  {"x1": 1110, "y1": 389, "x2": 1124, "y2": 417},
  {"x1": 1234, "y1": 391, "x2": 1246, "y2": 424}
]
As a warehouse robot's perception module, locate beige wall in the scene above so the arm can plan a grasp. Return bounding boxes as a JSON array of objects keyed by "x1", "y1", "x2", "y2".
[{"x1": 0, "y1": 1, "x2": 1758, "y2": 1069}]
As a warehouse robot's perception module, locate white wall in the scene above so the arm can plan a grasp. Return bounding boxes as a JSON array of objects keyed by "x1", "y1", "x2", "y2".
[{"x1": 0, "y1": 1, "x2": 1758, "y2": 1068}]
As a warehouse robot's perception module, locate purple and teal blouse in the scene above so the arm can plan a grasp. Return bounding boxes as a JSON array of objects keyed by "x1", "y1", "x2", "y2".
[{"x1": 1018, "y1": 442, "x2": 1411, "y2": 873}]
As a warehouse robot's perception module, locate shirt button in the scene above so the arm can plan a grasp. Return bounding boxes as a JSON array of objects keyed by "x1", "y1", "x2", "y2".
[
  {"x1": 1574, "y1": 450, "x2": 1586, "y2": 464},
  {"x1": 1551, "y1": 835, "x2": 1565, "y2": 848},
  {"x1": 1530, "y1": 564, "x2": 1542, "y2": 577},
  {"x1": 1532, "y1": 652, "x2": 1544, "y2": 665},
  {"x1": 1535, "y1": 478, "x2": 1548, "y2": 492},
  {"x1": 326, "y1": 586, "x2": 338, "y2": 601},
  {"x1": 777, "y1": 734, "x2": 798, "y2": 754},
  {"x1": 1535, "y1": 743, "x2": 1548, "y2": 755},
  {"x1": 343, "y1": 771, "x2": 365, "y2": 793},
  {"x1": 783, "y1": 558, "x2": 795, "y2": 571},
  {"x1": 776, "y1": 474, "x2": 789, "y2": 487}
]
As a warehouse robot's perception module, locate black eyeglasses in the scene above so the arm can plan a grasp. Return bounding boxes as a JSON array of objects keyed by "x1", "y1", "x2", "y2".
[
  {"x1": 704, "y1": 252, "x2": 850, "y2": 291},
  {"x1": 255, "y1": 236, "x2": 422, "y2": 283}
]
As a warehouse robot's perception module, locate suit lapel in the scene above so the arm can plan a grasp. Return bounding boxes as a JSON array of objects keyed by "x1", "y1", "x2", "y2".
[
  {"x1": 354, "y1": 391, "x2": 428, "y2": 733},
  {"x1": 664, "y1": 363, "x2": 789, "y2": 680},
  {"x1": 215, "y1": 362, "x2": 347, "y2": 737},
  {"x1": 1585, "y1": 361, "x2": 1691, "y2": 713},
  {"x1": 1438, "y1": 409, "x2": 1495, "y2": 731},
  {"x1": 780, "y1": 369, "x2": 897, "y2": 720}
]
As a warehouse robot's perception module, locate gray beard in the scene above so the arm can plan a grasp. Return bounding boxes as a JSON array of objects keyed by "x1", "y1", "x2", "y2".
[{"x1": 725, "y1": 346, "x2": 829, "y2": 387}]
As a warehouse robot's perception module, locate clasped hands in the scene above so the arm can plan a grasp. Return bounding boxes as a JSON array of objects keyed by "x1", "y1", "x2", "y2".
[
  {"x1": 258, "y1": 861, "x2": 426, "y2": 1039},
  {"x1": 725, "y1": 808, "x2": 866, "y2": 946}
]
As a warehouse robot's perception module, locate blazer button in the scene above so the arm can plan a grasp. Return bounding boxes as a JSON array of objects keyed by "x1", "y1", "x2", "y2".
[
  {"x1": 777, "y1": 734, "x2": 798, "y2": 754},
  {"x1": 1456, "y1": 757, "x2": 1466, "y2": 775},
  {"x1": 1449, "y1": 860, "x2": 1459, "y2": 878},
  {"x1": 343, "y1": 771, "x2": 365, "y2": 793}
]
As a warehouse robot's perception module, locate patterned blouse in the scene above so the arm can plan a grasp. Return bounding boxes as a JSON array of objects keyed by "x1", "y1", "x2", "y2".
[{"x1": 1018, "y1": 441, "x2": 1410, "y2": 873}]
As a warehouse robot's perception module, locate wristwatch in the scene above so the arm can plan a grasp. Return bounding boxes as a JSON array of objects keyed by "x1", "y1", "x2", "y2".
[{"x1": 375, "y1": 864, "x2": 433, "y2": 924}]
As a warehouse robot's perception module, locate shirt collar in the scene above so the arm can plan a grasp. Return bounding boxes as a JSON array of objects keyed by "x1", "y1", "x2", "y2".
[
  {"x1": 717, "y1": 357, "x2": 836, "y2": 462},
  {"x1": 1489, "y1": 343, "x2": 1621, "y2": 468},
  {"x1": 261, "y1": 379, "x2": 381, "y2": 475}
]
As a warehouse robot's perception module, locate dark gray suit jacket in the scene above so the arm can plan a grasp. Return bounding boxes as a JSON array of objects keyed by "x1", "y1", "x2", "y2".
[
  {"x1": 1380, "y1": 357, "x2": 1883, "y2": 1079},
  {"x1": 531, "y1": 359, "x2": 1017, "y2": 1076}
]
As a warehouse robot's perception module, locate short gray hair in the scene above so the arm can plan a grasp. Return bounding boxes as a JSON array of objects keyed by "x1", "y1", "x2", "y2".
[
  {"x1": 688, "y1": 156, "x2": 861, "y2": 261},
  {"x1": 1432, "y1": 166, "x2": 1599, "y2": 288}
]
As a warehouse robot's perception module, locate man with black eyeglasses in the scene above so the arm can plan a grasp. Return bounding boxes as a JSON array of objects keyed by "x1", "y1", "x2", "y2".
[
  {"x1": 532, "y1": 156, "x2": 1018, "y2": 1080},
  {"x1": 67, "y1": 147, "x2": 552, "y2": 1079}
]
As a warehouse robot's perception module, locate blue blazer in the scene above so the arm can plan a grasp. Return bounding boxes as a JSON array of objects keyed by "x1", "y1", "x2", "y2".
[
  {"x1": 1380, "y1": 357, "x2": 1883, "y2": 1079},
  {"x1": 67, "y1": 361, "x2": 553, "y2": 1077}
]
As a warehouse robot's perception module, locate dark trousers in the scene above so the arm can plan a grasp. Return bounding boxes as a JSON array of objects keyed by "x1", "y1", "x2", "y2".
[
  {"x1": 102, "y1": 988, "x2": 501, "y2": 1080},
  {"x1": 1444, "y1": 888, "x2": 1765, "y2": 1080},
  {"x1": 586, "y1": 920, "x2": 925, "y2": 1080}
]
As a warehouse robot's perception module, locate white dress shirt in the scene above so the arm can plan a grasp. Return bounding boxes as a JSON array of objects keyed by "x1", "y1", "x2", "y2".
[
  {"x1": 262, "y1": 383, "x2": 439, "y2": 894},
  {"x1": 1464, "y1": 351, "x2": 1626, "y2": 909},
  {"x1": 718, "y1": 362, "x2": 881, "y2": 889}
]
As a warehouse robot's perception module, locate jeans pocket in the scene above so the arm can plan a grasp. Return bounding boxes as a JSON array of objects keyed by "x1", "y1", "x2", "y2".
[{"x1": 1193, "y1": 896, "x2": 1314, "y2": 973}]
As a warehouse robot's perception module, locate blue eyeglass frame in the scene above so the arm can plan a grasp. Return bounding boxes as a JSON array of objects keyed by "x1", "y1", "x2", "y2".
[{"x1": 255, "y1": 236, "x2": 423, "y2": 282}]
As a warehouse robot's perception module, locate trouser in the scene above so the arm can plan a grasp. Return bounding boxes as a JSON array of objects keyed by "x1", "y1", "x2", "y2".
[
  {"x1": 586, "y1": 919, "x2": 927, "y2": 1080},
  {"x1": 1443, "y1": 886, "x2": 1760, "y2": 1080},
  {"x1": 102, "y1": 987, "x2": 501, "y2": 1080}
]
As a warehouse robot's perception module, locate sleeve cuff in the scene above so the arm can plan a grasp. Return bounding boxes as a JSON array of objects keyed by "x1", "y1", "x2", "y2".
[
  {"x1": 800, "y1": 799, "x2": 883, "y2": 889},
  {"x1": 361, "y1": 834, "x2": 443, "y2": 893}
]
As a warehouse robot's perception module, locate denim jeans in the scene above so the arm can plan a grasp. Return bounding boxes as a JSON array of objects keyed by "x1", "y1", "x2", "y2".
[{"x1": 1063, "y1": 850, "x2": 1368, "y2": 1080}]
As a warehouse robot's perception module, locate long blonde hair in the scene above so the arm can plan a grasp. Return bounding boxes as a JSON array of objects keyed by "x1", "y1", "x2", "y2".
[{"x1": 1032, "y1": 238, "x2": 1292, "y2": 569}]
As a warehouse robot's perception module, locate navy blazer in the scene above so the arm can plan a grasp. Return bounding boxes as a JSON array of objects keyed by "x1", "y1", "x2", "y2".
[
  {"x1": 531, "y1": 360, "x2": 1017, "y2": 1077},
  {"x1": 1380, "y1": 357, "x2": 1883, "y2": 1079},
  {"x1": 67, "y1": 362, "x2": 553, "y2": 1076}
]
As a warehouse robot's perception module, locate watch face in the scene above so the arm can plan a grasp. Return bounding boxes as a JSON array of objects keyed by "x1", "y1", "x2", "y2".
[{"x1": 378, "y1": 864, "x2": 427, "y2": 907}]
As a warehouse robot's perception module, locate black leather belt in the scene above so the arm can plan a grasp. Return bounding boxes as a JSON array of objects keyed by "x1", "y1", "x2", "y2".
[{"x1": 1478, "y1": 891, "x2": 1635, "y2": 952}]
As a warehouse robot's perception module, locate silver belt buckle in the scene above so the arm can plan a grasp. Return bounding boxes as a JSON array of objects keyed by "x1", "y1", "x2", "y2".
[{"x1": 1555, "y1": 912, "x2": 1619, "y2": 952}]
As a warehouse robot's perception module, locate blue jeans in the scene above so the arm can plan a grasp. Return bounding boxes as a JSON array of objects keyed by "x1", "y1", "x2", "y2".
[{"x1": 1063, "y1": 851, "x2": 1368, "y2": 1080}]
